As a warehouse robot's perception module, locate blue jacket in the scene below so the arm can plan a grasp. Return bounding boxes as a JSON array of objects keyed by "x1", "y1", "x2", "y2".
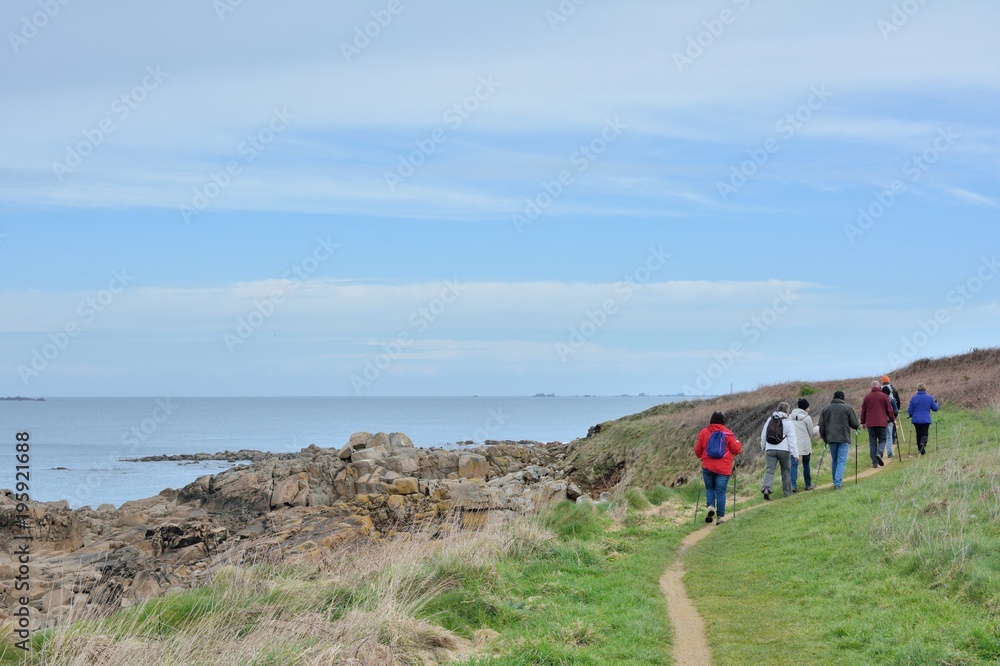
[{"x1": 907, "y1": 390, "x2": 939, "y2": 424}]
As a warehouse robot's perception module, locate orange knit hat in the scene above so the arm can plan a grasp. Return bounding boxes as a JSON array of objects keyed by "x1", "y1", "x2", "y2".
[{"x1": 881, "y1": 375, "x2": 890, "y2": 384}]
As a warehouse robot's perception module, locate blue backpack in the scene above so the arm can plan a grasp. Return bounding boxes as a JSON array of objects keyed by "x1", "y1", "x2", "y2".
[{"x1": 706, "y1": 431, "x2": 727, "y2": 459}]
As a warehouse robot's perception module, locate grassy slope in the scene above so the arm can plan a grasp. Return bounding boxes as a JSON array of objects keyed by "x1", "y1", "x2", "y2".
[
  {"x1": 685, "y1": 409, "x2": 1000, "y2": 665},
  {"x1": 566, "y1": 347, "x2": 1000, "y2": 491}
]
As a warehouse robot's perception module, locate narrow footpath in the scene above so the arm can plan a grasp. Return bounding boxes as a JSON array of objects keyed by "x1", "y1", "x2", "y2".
[{"x1": 661, "y1": 456, "x2": 891, "y2": 665}]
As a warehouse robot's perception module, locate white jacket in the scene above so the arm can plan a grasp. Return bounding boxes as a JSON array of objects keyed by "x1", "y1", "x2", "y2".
[
  {"x1": 789, "y1": 408, "x2": 820, "y2": 456},
  {"x1": 760, "y1": 411, "x2": 798, "y2": 457}
]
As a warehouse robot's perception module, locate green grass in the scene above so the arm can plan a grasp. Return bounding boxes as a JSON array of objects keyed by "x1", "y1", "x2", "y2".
[
  {"x1": 685, "y1": 409, "x2": 1000, "y2": 665},
  {"x1": 459, "y1": 505, "x2": 694, "y2": 665}
]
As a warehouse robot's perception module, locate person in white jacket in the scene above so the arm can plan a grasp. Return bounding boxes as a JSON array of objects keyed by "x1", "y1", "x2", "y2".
[
  {"x1": 760, "y1": 401, "x2": 798, "y2": 500},
  {"x1": 789, "y1": 398, "x2": 820, "y2": 492}
]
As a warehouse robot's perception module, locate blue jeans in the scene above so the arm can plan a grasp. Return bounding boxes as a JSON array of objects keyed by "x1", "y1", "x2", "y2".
[
  {"x1": 790, "y1": 453, "x2": 812, "y2": 489},
  {"x1": 702, "y1": 469, "x2": 732, "y2": 517},
  {"x1": 886, "y1": 422, "x2": 894, "y2": 456},
  {"x1": 829, "y1": 442, "x2": 849, "y2": 488}
]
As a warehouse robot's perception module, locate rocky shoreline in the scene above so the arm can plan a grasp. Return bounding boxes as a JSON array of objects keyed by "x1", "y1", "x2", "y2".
[{"x1": 1, "y1": 432, "x2": 583, "y2": 630}]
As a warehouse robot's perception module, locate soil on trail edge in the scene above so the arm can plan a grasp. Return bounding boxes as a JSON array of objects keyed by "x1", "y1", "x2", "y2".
[{"x1": 660, "y1": 457, "x2": 888, "y2": 664}]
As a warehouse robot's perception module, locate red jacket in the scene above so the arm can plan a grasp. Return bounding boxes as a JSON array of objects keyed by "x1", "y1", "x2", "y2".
[
  {"x1": 694, "y1": 424, "x2": 742, "y2": 475},
  {"x1": 861, "y1": 387, "x2": 895, "y2": 428}
]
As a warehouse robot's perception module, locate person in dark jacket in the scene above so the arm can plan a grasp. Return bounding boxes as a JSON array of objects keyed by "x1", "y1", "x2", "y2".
[
  {"x1": 907, "y1": 383, "x2": 939, "y2": 454},
  {"x1": 861, "y1": 381, "x2": 895, "y2": 468},
  {"x1": 881, "y1": 385, "x2": 899, "y2": 458},
  {"x1": 881, "y1": 375, "x2": 903, "y2": 454},
  {"x1": 819, "y1": 390, "x2": 860, "y2": 489},
  {"x1": 694, "y1": 411, "x2": 742, "y2": 525}
]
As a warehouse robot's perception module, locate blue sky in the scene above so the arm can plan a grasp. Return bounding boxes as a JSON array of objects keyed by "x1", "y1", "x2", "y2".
[{"x1": 1, "y1": 0, "x2": 998, "y2": 397}]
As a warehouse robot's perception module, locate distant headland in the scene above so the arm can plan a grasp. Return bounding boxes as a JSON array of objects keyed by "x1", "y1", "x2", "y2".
[{"x1": 1, "y1": 396, "x2": 45, "y2": 401}]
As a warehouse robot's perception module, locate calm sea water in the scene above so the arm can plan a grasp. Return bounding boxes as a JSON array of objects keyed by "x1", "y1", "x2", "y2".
[{"x1": 0, "y1": 396, "x2": 682, "y2": 509}]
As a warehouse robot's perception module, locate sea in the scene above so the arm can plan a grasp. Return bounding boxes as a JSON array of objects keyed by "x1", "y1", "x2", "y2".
[{"x1": 1, "y1": 396, "x2": 684, "y2": 509}]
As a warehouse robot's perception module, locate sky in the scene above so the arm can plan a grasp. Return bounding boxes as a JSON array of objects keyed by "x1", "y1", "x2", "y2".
[{"x1": 0, "y1": 0, "x2": 998, "y2": 397}]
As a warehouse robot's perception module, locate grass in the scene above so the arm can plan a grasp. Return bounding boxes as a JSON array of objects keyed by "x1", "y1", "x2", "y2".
[
  {"x1": 684, "y1": 409, "x2": 1000, "y2": 665},
  {"x1": 464, "y1": 494, "x2": 696, "y2": 665}
]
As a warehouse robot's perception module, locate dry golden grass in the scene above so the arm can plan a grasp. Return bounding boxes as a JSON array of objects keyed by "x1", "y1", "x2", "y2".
[{"x1": 24, "y1": 516, "x2": 554, "y2": 666}]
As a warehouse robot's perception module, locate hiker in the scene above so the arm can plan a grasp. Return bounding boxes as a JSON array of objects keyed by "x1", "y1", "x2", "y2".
[
  {"x1": 881, "y1": 375, "x2": 903, "y2": 456},
  {"x1": 861, "y1": 380, "x2": 895, "y2": 468},
  {"x1": 907, "y1": 383, "x2": 939, "y2": 454},
  {"x1": 789, "y1": 398, "x2": 820, "y2": 491},
  {"x1": 819, "y1": 390, "x2": 860, "y2": 489},
  {"x1": 759, "y1": 402, "x2": 798, "y2": 500},
  {"x1": 694, "y1": 411, "x2": 742, "y2": 525},
  {"x1": 881, "y1": 385, "x2": 899, "y2": 458}
]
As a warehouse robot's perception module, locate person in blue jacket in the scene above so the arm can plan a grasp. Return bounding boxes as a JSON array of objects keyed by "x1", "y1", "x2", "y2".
[{"x1": 907, "y1": 383, "x2": 939, "y2": 455}]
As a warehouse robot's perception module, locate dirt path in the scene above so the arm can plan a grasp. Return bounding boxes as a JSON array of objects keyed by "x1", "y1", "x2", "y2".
[{"x1": 661, "y1": 454, "x2": 890, "y2": 665}]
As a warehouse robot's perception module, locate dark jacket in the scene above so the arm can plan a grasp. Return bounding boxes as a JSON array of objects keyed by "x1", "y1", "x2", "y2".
[
  {"x1": 881, "y1": 382, "x2": 902, "y2": 412},
  {"x1": 861, "y1": 387, "x2": 895, "y2": 428},
  {"x1": 907, "y1": 390, "x2": 939, "y2": 424},
  {"x1": 819, "y1": 398, "x2": 860, "y2": 443}
]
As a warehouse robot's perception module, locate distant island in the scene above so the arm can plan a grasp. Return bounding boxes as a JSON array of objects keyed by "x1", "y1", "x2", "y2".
[{"x1": 1, "y1": 396, "x2": 45, "y2": 401}]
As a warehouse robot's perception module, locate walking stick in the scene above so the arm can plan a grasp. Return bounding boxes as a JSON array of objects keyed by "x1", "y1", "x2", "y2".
[
  {"x1": 692, "y1": 484, "x2": 702, "y2": 524},
  {"x1": 732, "y1": 463, "x2": 737, "y2": 520},
  {"x1": 815, "y1": 446, "x2": 826, "y2": 477},
  {"x1": 854, "y1": 430, "x2": 859, "y2": 485}
]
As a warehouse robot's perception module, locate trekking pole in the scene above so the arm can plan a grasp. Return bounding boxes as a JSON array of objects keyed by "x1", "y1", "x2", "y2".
[
  {"x1": 854, "y1": 430, "x2": 859, "y2": 485},
  {"x1": 732, "y1": 463, "x2": 737, "y2": 520},
  {"x1": 935, "y1": 420, "x2": 939, "y2": 452},
  {"x1": 815, "y1": 447, "x2": 826, "y2": 478},
  {"x1": 692, "y1": 484, "x2": 702, "y2": 524}
]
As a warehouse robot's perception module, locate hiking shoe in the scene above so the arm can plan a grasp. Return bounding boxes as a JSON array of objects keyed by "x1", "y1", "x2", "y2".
[
  {"x1": 715, "y1": 518, "x2": 725, "y2": 525},
  {"x1": 792, "y1": 487, "x2": 798, "y2": 493},
  {"x1": 705, "y1": 508, "x2": 715, "y2": 523},
  {"x1": 762, "y1": 488, "x2": 771, "y2": 500},
  {"x1": 887, "y1": 453, "x2": 893, "y2": 458},
  {"x1": 805, "y1": 485, "x2": 813, "y2": 491},
  {"x1": 876, "y1": 455, "x2": 884, "y2": 467}
]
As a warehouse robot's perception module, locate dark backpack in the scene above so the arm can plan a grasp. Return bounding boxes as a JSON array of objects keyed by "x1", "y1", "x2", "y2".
[
  {"x1": 765, "y1": 416, "x2": 786, "y2": 445},
  {"x1": 706, "y1": 431, "x2": 727, "y2": 459}
]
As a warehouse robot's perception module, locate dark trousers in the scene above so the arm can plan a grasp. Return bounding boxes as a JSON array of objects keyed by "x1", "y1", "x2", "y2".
[
  {"x1": 868, "y1": 427, "x2": 887, "y2": 465},
  {"x1": 915, "y1": 423, "x2": 931, "y2": 450}
]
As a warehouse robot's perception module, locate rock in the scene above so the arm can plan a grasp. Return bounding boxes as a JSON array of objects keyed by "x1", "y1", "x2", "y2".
[
  {"x1": 337, "y1": 443, "x2": 354, "y2": 460},
  {"x1": 390, "y1": 478, "x2": 419, "y2": 495},
  {"x1": 348, "y1": 432, "x2": 372, "y2": 450},
  {"x1": 40, "y1": 588, "x2": 73, "y2": 613},
  {"x1": 576, "y1": 495, "x2": 594, "y2": 505},
  {"x1": 389, "y1": 432, "x2": 414, "y2": 448},
  {"x1": 270, "y1": 473, "x2": 309, "y2": 508},
  {"x1": 566, "y1": 483, "x2": 583, "y2": 501},
  {"x1": 598, "y1": 492, "x2": 610, "y2": 503},
  {"x1": 458, "y1": 454, "x2": 489, "y2": 480}
]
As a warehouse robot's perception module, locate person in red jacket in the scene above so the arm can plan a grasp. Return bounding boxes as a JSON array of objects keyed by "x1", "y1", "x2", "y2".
[
  {"x1": 694, "y1": 411, "x2": 743, "y2": 525},
  {"x1": 860, "y1": 380, "x2": 895, "y2": 468}
]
